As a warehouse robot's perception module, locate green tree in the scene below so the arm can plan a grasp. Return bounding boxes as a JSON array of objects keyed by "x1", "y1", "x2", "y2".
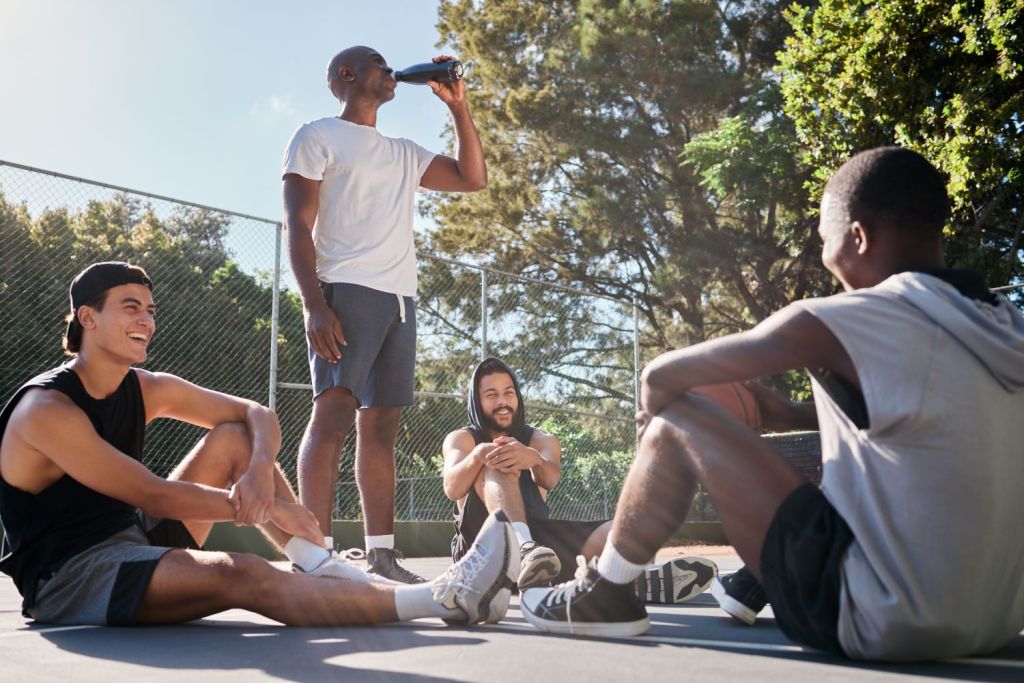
[
  {"x1": 430, "y1": 0, "x2": 828, "y2": 364},
  {"x1": 778, "y1": 0, "x2": 1024, "y2": 288}
]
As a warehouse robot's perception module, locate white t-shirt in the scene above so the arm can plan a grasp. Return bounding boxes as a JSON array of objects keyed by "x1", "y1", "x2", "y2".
[
  {"x1": 282, "y1": 118, "x2": 436, "y2": 296},
  {"x1": 795, "y1": 272, "x2": 1024, "y2": 661}
]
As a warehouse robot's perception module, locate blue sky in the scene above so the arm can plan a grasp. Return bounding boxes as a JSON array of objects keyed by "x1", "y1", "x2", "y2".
[{"x1": 0, "y1": 0, "x2": 453, "y2": 223}]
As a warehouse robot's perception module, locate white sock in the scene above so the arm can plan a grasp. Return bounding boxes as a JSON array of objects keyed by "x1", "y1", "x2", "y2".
[
  {"x1": 324, "y1": 535, "x2": 334, "y2": 551},
  {"x1": 596, "y1": 540, "x2": 647, "y2": 584},
  {"x1": 511, "y1": 522, "x2": 533, "y2": 546},
  {"x1": 394, "y1": 583, "x2": 460, "y2": 621},
  {"x1": 284, "y1": 537, "x2": 331, "y2": 572},
  {"x1": 365, "y1": 534, "x2": 395, "y2": 551}
]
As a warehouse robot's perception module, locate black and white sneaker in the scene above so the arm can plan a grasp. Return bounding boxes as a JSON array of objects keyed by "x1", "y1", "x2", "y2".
[
  {"x1": 710, "y1": 566, "x2": 768, "y2": 625},
  {"x1": 635, "y1": 556, "x2": 718, "y2": 604},
  {"x1": 367, "y1": 547, "x2": 427, "y2": 584},
  {"x1": 431, "y1": 510, "x2": 519, "y2": 625},
  {"x1": 520, "y1": 557, "x2": 650, "y2": 637},
  {"x1": 518, "y1": 541, "x2": 561, "y2": 590}
]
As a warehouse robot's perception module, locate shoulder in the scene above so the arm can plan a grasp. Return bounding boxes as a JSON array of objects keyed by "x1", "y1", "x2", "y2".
[
  {"x1": 289, "y1": 119, "x2": 334, "y2": 145},
  {"x1": 528, "y1": 427, "x2": 558, "y2": 448},
  {"x1": 8, "y1": 387, "x2": 87, "y2": 436},
  {"x1": 443, "y1": 428, "x2": 476, "y2": 451}
]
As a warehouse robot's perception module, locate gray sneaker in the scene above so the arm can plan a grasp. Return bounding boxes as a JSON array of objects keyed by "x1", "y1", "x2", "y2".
[
  {"x1": 366, "y1": 547, "x2": 427, "y2": 584},
  {"x1": 431, "y1": 509, "x2": 519, "y2": 625}
]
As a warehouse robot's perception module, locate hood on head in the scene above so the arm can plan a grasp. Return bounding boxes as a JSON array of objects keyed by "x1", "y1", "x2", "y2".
[
  {"x1": 467, "y1": 357, "x2": 527, "y2": 435},
  {"x1": 884, "y1": 272, "x2": 1024, "y2": 392}
]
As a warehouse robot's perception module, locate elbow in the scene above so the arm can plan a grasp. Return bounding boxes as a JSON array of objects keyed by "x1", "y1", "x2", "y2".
[{"x1": 469, "y1": 176, "x2": 487, "y2": 192}]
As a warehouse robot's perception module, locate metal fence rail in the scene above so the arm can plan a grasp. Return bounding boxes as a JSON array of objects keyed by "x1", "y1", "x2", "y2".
[{"x1": 0, "y1": 159, "x2": 638, "y2": 523}]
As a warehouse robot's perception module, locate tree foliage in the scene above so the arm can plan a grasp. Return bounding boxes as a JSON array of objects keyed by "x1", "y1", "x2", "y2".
[
  {"x1": 778, "y1": 0, "x2": 1024, "y2": 285},
  {"x1": 430, "y1": 0, "x2": 828, "y2": 357}
]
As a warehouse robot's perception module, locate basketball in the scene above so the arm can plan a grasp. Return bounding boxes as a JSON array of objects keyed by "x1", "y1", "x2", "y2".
[{"x1": 690, "y1": 382, "x2": 763, "y2": 430}]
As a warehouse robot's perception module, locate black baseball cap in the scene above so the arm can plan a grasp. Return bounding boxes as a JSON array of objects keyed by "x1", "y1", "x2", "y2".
[{"x1": 67, "y1": 261, "x2": 152, "y2": 333}]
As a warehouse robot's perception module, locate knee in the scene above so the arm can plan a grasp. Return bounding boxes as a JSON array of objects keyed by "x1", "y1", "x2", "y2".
[
  {"x1": 204, "y1": 422, "x2": 252, "y2": 463},
  {"x1": 224, "y1": 552, "x2": 279, "y2": 598},
  {"x1": 356, "y1": 409, "x2": 401, "y2": 444},
  {"x1": 481, "y1": 467, "x2": 518, "y2": 488},
  {"x1": 309, "y1": 389, "x2": 357, "y2": 441}
]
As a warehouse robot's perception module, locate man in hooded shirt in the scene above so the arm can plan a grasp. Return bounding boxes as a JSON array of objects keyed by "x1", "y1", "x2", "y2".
[
  {"x1": 519, "y1": 146, "x2": 1024, "y2": 662},
  {"x1": 442, "y1": 358, "x2": 719, "y2": 598}
]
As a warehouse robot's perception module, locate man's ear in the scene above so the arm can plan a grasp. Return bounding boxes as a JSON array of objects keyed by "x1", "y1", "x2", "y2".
[
  {"x1": 78, "y1": 306, "x2": 96, "y2": 329},
  {"x1": 338, "y1": 65, "x2": 355, "y2": 82},
  {"x1": 851, "y1": 221, "x2": 871, "y2": 255}
]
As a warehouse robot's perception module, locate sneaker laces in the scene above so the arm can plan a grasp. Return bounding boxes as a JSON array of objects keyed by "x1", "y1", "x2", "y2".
[
  {"x1": 534, "y1": 555, "x2": 593, "y2": 634},
  {"x1": 541, "y1": 555, "x2": 591, "y2": 608},
  {"x1": 431, "y1": 544, "x2": 490, "y2": 607},
  {"x1": 338, "y1": 548, "x2": 366, "y2": 561}
]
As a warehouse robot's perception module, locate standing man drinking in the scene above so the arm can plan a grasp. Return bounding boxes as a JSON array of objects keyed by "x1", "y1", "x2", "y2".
[{"x1": 282, "y1": 46, "x2": 487, "y2": 582}]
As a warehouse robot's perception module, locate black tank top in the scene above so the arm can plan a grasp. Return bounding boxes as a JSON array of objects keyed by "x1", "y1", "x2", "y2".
[
  {"x1": 0, "y1": 365, "x2": 144, "y2": 609},
  {"x1": 463, "y1": 424, "x2": 550, "y2": 520}
]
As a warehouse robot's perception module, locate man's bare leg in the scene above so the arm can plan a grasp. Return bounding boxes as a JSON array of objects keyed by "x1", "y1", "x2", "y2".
[
  {"x1": 473, "y1": 468, "x2": 527, "y2": 522},
  {"x1": 580, "y1": 522, "x2": 612, "y2": 560},
  {"x1": 167, "y1": 422, "x2": 297, "y2": 547},
  {"x1": 135, "y1": 549, "x2": 399, "y2": 625},
  {"x1": 297, "y1": 387, "x2": 358, "y2": 535},
  {"x1": 354, "y1": 406, "x2": 401, "y2": 536},
  {"x1": 610, "y1": 394, "x2": 806, "y2": 580}
]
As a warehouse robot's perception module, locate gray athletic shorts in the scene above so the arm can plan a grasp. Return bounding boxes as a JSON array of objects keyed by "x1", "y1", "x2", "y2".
[
  {"x1": 310, "y1": 282, "x2": 417, "y2": 408},
  {"x1": 27, "y1": 513, "x2": 199, "y2": 626}
]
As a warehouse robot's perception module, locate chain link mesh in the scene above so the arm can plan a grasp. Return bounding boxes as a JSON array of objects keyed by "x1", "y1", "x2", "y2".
[{"x1": 1, "y1": 160, "x2": 638, "y2": 523}]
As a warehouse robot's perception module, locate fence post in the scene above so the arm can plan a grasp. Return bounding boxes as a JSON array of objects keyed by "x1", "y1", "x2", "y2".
[
  {"x1": 480, "y1": 269, "x2": 489, "y2": 360},
  {"x1": 268, "y1": 222, "x2": 283, "y2": 410},
  {"x1": 632, "y1": 298, "x2": 640, "y2": 411}
]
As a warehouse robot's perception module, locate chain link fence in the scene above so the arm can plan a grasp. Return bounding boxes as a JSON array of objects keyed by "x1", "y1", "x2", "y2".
[{"x1": 0, "y1": 160, "x2": 638, "y2": 523}]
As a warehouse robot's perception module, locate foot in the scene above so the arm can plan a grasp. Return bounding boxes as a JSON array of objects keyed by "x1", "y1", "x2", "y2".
[
  {"x1": 431, "y1": 509, "x2": 519, "y2": 625},
  {"x1": 295, "y1": 550, "x2": 399, "y2": 585},
  {"x1": 710, "y1": 566, "x2": 768, "y2": 625},
  {"x1": 520, "y1": 556, "x2": 650, "y2": 637},
  {"x1": 518, "y1": 541, "x2": 561, "y2": 590},
  {"x1": 635, "y1": 556, "x2": 718, "y2": 604},
  {"x1": 367, "y1": 547, "x2": 427, "y2": 584}
]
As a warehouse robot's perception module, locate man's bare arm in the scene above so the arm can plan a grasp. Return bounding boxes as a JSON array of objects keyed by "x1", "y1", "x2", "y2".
[
  {"x1": 283, "y1": 173, "x2": 345, "y2": 362},
  {"x1": 641, "y1": 304, "x2": 857, "y2": 416},
  {"x1": 419, "y1": 57, "x2": 486, "y2": 192},
  {"x1": 441, "y1": 429, "x2": 497, "y2": 501},
  {"x1": 139, "y1": 370, "x2": 280, "y2": 525}
]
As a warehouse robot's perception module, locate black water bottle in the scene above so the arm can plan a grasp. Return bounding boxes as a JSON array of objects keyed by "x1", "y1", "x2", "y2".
[{"x1": 394, "y1": 60, "x2": 464, "y2": 84}]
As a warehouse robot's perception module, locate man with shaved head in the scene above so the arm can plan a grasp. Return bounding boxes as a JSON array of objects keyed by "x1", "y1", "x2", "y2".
[
  {"x1": 520, "y1": 147, "x2": 1024, "y2": 662},
  {"x1": 282, "y1": 46, "x2": 486, "y2": 583}
]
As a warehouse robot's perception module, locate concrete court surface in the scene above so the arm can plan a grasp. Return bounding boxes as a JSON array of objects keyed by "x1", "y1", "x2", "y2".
[{"x1": 2, "y1": 549, "x2": 1022, "y2": 682}]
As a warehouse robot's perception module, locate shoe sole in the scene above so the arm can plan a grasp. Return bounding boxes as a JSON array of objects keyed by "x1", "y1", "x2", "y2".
[
  {"x1": 710, "y1": 577, "x2": 758, "y2": 625},
  {"x1": 637, "y1": 556, "x2": 718, "y2": 604},
  {"x1": 520, "y1": 605, "x2": 651, "y2": 638},
  {"x1": 518, "y1": 547, "x2": 561, "y2": 590}
]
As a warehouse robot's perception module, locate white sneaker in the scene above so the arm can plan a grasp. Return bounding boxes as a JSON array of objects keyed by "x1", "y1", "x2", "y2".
[
  {"x1": 431, "y1": 510, "x2": 519, "y2": 625},
  {"x1": 300, "y1": 550, "x2": 400, "y2": 585}
]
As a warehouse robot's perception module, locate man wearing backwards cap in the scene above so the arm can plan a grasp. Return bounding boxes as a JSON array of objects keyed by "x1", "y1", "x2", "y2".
[
  {"x1": 0, "y1": 262, "x2": 518, "y2": 627},
  {"x1": 442, "y1": 357, "x2": 718, "y2": 601}
]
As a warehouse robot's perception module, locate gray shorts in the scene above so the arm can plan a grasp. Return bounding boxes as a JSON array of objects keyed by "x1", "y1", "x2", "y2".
[
  {"x1": 28, "y1": 514, "x2": 199, "y2": 626},
  {"x1": 310, "y1": 282, "x2": 416, "y2": 408}
]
